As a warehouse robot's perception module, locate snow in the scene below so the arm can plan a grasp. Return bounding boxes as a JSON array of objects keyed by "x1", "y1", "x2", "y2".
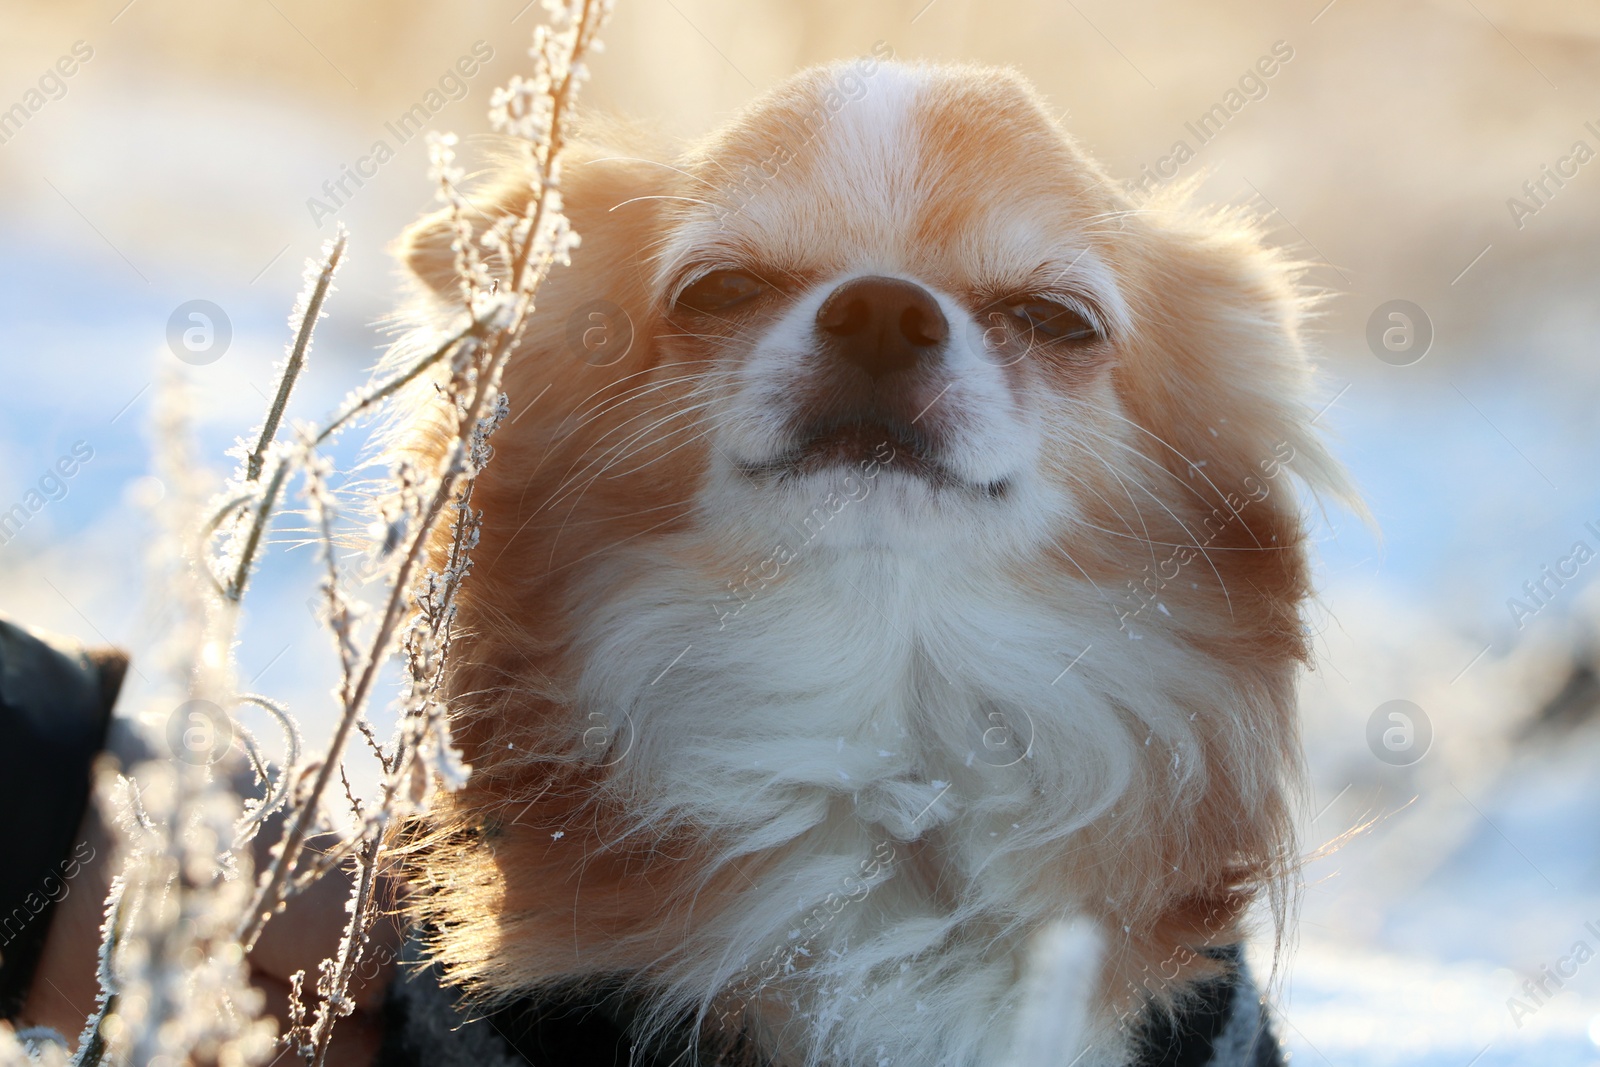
[{"x1": 1274, "y1": 936, "x2": 1600, "y2": 1067}]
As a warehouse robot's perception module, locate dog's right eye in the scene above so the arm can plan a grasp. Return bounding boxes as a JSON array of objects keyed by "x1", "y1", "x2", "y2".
[{"x1": 676, "y1": 270, "x2": 768, "y2": 313}]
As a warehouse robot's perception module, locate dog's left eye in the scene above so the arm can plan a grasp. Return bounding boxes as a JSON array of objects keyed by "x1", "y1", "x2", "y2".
[
  {"x1": 1003, "y1": 298, "x2": 1100, "y2": 344},
  {"x1": 676, "y1": 270, "x2": 768, "y2": 313}
]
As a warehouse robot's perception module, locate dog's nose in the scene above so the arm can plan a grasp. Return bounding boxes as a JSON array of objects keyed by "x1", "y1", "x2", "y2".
[{"x1": 815, "y1": 276, "x2": 948, "y2": 378}]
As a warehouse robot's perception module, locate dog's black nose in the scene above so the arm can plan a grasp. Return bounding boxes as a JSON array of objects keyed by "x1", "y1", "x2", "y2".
[{"x1": 816, "y1": 275, "x2": 948, "y2": 378}]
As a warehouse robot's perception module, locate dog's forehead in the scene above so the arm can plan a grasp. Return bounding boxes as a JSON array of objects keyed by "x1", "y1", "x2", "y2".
[{"x1": 667, "y1": 63, "x2": 1111, "y2": 287}]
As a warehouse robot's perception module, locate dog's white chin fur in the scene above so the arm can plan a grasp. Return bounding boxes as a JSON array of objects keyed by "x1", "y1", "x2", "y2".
[{"x1": 563, "y1": 505, "x2": 1243, "y2": 1065}]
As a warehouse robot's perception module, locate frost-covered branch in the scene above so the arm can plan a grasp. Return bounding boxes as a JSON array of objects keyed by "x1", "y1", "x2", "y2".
[{"x1": 30, "y1": 3, "x2": 617, "y2": 1065}]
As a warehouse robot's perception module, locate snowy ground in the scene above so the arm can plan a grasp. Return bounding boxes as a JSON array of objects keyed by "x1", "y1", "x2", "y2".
[{"x1": 1277, "y1": 935, "x2": 1600, "y2": 1067}]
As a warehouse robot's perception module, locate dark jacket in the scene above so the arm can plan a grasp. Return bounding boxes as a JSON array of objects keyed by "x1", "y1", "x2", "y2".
[
  {"x1": 377, "y1": 939, "x2": 1285, "y2": 1067},
  {"x1": 0, "y1": 617, "x2": 124, "y2": 1019}
]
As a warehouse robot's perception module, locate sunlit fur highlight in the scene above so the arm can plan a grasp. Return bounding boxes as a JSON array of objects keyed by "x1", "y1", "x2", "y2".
[{"x1": 386, "y1": 60, "x2": 1353, "y2": 1067}]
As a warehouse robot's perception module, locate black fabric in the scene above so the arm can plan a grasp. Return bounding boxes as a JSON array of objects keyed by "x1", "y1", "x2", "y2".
[
  {"x1": 378, "y1": 969, "x2": 755, "y2": 1067},
  {"x1": 1137, "y1": 983, "x2": 1235, "y2": 1066},
  {"x1": 377, "y1": 945, "x2": 1283, "y2": 1067},
  {"x1": 0, "y1": 617, "x2": 125, "y2": 1019},
  {"x1": 1133, "y1": 946, "x2": 1280, "y2": 1067},
  {"x1": 462, "y1": 985, "x2": 688, "y2": 1066},
  {"x1": 377, "y1": 979, "x2": 644, "y2": 1067}
]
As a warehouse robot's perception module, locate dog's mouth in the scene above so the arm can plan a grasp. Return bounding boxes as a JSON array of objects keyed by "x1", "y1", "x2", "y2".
[{"x1": 737, "y1": 418, "x2": 1008, "y2": 498}]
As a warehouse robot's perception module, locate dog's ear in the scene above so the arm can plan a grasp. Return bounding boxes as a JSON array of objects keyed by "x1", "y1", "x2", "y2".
[
  {"x1": 382, "y1": 135, "x2": 679, "y2": 513},
  {"x1": 1120, "y1": 199, "x2": 1358, "y2": 517},
  {"x1": 394, "y1": 155, "x2": 520, "y2": 301},
  {"x1": 394, "y1": 139, "x2": 676, "y2": 319}
]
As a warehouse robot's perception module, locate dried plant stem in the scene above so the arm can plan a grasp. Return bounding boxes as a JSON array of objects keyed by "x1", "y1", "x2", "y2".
[
  {"x1": 41, "y1": 6, "x2": 618, "y2": 1066},
  {"x1": 508, "y1": 0, "x2": 600, "y2": 295},
  {"x1": 226, "y1": 458, "x2": 291, "y2": 601},
  {"x1": 237, "y1": 1, "x2": 608, "y2": 971},
  {"x1": 214, "y1": 327, "x2": 481, "y2": 611},
  {"x1": 232, "y1": 693, "x2": 304, "y2": 840},
  {"x1": 311, "y1": 321, "x2": 479, "y2": 449},
  {"x1": 247, "y1": 233, "x2": 347, "y2": 482},
  {"x1": 305, "y1": 837, "x2": 381, "y2": 1065},
  {"x1": 240, "y1": 337, "x2": 498, "y2": 950}
]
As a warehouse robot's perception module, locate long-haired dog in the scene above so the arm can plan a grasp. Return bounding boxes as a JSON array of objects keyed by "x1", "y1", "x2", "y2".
[{"x1": 387, "y1": 55, "x2": 1350, "y2": 1067}]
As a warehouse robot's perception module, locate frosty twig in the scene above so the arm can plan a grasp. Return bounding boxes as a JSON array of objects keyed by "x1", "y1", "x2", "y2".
[{"x1": 0, "y1": 3, "x2": 620, "y2": 1066}]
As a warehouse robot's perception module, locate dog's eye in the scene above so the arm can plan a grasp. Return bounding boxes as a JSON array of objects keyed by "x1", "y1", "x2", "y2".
[
  {"x1": 676, "y1": 270, "x2": 768, "y2": 313},
  {"x1": 1004, "y1": 298, "x2": 1100, "y2": 344}
]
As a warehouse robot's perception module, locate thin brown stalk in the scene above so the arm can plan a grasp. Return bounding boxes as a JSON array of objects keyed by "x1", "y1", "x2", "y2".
[
  {"x1": 224, "y1": 458, "x2": 289, "y2": 601},
  {"x1": 311, "y1": 321, "x2": 479, "y2": 449},
  {"x1": 236, "y1": 0, "x2": 610, "y2": 963},
  {"x1": 247, "y1": 231, "x2": 347, "y2": 482}
]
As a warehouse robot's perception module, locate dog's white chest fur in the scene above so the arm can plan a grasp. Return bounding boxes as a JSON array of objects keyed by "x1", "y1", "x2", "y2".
[{"x1": 565, "y1": 530, "x2": 1206, "y2": 1065}]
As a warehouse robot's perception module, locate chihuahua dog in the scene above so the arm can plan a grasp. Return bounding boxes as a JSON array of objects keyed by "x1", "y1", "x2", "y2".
[{"x1": 387, "y1": 56, "x2": 1348, "y2": 1067}]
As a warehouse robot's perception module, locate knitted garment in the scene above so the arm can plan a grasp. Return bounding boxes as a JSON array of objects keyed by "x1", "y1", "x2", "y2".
[{"x1": 377, "y1": 940, "x2": 1285, "y2": 1067}]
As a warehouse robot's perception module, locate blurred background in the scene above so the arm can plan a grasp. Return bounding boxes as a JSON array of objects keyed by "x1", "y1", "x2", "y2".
[{"x1": 2, "y1": 0, "x2": 1598, "y2": 1062}]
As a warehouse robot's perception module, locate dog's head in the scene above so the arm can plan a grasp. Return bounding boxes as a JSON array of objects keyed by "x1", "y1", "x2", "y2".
[{"x1": 395, "y1": 57, "x2": 1348, "y2": 1066}]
